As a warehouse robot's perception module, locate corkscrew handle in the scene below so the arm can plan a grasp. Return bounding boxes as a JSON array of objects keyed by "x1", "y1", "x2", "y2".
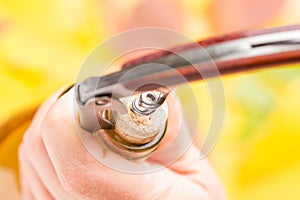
[
  {"x1": 122, "y1": 24, "x2": 300, "y2": 79},
  {"x1": 75, "y1": 25, "x2": 300, "y2": 133}
]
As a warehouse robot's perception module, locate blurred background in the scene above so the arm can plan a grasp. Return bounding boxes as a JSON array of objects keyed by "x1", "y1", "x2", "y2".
[{"x1": 0, "y1": 0, "x2": 300, "y2": 199}]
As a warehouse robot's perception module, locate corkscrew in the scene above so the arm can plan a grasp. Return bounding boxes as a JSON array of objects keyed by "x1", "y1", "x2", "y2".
[{"x1": 74, "y1": 25, "x2": 300, "y2": 159}]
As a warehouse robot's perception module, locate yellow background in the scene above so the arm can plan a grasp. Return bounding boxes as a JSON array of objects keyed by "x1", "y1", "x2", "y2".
[{"x1": 0, "y1": 0, "x2": 300, "y2": 199}]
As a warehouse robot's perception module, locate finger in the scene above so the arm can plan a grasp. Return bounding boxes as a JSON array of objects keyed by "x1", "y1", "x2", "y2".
[
  {"x1": 21, "y1": 180, "x2": 35, "y2": 200},
  {"x1": 147, "y1": 90, "x2": 225, "y2": 199},
  {"x1": 19, "y1": 144, "x2": 54, "y2": 200},
  {"x1": 19, "y1": 158, "x2": 35, "y2": 200},
  {"x1": 21, "y1": 87, "x2": 75, "y2": 199},
  {"x1": 167, "y1": 146, "x2": 226, "y2": 200},
  {"x1": 148, "y1": 92, "x2": 197, "y2": 169},
  {"x1": 22, "y1": 135, "x2": 74, "y2": 199},
  {"x1": 155, "y1": 91, "x2": 182, "y2": 150},
  {"x1": 41, "y1": 88, "x2": 225, "y2": 199},
  {"x1": 150, "y1": 120, "x2": 226, "y2": 200}
]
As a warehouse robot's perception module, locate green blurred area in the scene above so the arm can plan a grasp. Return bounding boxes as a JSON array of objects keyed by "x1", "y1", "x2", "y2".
[{"x1": 0, "y1": 0, "x2": 300, "y2": 199}]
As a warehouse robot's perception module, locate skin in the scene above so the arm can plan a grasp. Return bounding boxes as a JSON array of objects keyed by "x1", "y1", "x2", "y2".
[{"x1": 18, "y1": 87, "x2": 226, "y2": 200}]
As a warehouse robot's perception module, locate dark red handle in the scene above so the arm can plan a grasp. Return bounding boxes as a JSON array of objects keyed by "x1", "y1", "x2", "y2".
[{"x1": 122, "y1": 25, "x2": 300, "y2": 78}]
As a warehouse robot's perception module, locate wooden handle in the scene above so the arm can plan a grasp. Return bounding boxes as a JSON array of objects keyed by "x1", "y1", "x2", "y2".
[{"x1": 122, "y1": 25, "x2": 300, "y2": 78}]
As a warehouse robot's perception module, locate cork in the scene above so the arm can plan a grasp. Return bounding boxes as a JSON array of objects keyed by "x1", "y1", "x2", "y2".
[{"x1": 111, "y1": 95, "x2": 168, "y2": 145}]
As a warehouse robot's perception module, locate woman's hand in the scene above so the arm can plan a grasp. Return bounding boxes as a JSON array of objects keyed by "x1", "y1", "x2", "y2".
[{"x1": 18, "y1": 88, "x2": 226, "y2": 200}]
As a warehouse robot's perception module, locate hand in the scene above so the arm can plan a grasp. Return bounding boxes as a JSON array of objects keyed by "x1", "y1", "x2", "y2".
[{"x1": 18, "y1": 87, "x2": 226, "y2": 200}]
